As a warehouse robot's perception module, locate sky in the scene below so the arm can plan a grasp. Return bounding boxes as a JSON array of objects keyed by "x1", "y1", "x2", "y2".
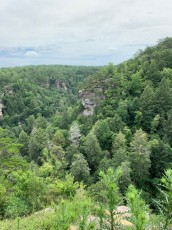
[{"x1": 0, "y1": 0, "x2": 172, "y2": 67}]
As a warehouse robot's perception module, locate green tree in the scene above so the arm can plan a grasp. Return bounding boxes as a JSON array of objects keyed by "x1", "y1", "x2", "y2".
[
  {"x1": 129, "y1": 129, "x2": 151, "y2": 187},
  {"x1": 129, "y1": 71, "x2": 144, "y2": 96},
  {"x1": 0, "y1": 176, "x2": 7, "y2": 218},
  {"x1": 28, "y1": 128, "x2": 48, "y2": 164},
  {"x1": 140, "y1": 84, "x2": 155, "y2": 131},
  {"x1": 5, "y1": 169, "x2": 47, "y2": 217},
  {"x1": 155, "y1": 77, "x2": 172, "y2": 118},
  {"x1": 155, "y1": 169, "x2": 172, "y2": 229},
  {"x1": 66, "y1": 144, "x2": 80, "y2": 166},
  {"x1": 70, "y1": 154, "x2": 90, "y2": 183},
  {"x1": 126, "y1": 185, "x2": 149, "y2": 230},
  {"x1": 111, "y1": 131, "x2": 128, "y2": 168},
  {"x1": 52, "y1": 129, "x2": 65, "y2": 147},
  {"x1": 81, "y1": 132, "x2": 103, "y2": 173},
  {"x1": 26, "y1": 115, "x2": 35, "y2": 134},
  {"x1": 163, "y1": 109, "x2": 172, "y2": 146},
  {"x1": 119, "y1": 161, "x2": 132, "y2": 193},
  {"x1": 92, "y1": 119, "x2": 113, "y2": 150},
  {"x1": 0, "y1": 128, "x2": 27, "y2": 173},
  {"x1": 150, "y1": 140, "x2": 172, "y2": 178},
  {"x1": 107, "y1": 114, "x2": 125, "y2": 133},
  {"x1": 18, "y1": 131, "x2": 29, "y2": 157},
  {"x1": 151, "y1": 114, "x2": 160, "y2": 134},
  {"x1": 98, "y1": 168, "x2": 122, "y2": 230},
  {"x1": 35, "y1": 115, "x2": 47, "y2": 129},
  {"x1": 116, "y1": 99, "x2": 129, "y2": 123}
]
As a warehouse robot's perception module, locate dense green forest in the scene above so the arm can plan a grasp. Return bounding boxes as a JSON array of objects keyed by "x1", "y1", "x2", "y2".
[{"x1": 1, "y1": 38, "x2": 172, "y2": 229}]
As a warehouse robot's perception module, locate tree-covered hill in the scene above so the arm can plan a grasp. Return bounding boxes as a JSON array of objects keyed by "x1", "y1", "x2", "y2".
[
  {"x1": 0, "y1": 65, "x2": 100, "y2": 127},
  {"x1": 1, "y1": 38, "x2": 172, "y2": 229}
]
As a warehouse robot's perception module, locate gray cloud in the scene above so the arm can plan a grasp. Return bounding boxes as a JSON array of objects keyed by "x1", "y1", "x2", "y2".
[{"x1": 0, "y1": 0, "x2": 172, "y2": 66}]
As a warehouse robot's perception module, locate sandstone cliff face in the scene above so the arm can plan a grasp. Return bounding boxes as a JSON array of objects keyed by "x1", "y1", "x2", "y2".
[
  {"x1": 79, "y1": 80, "x2": 105, "y2": 116},
  {"x1": 54, "y1": 80, "x2": 67, "y2": 90},
  {"x1": 41, "y1": 80, "x2": 67, "y2": 90},
  {"x1": 0, "y1": 101, "x2": 3, "y2": 118},
  {"x1": 79, "y1": 90, "x2": 95, "y2": 116}
]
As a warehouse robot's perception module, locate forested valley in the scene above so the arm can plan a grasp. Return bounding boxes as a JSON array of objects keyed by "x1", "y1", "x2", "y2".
[{"x1": 1, "y1": 38, "x2": 172, "y2": 229}]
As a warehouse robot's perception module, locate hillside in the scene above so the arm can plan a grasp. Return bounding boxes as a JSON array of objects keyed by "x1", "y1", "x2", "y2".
[
  {"x1": 0, "y1": 65, "x2": 100, "y2": 127},
  {"x1": 1, "y1": 38, "x2": 172, "y2": 229}
]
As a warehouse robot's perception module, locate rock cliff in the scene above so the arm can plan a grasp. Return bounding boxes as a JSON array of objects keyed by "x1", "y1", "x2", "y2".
[
  {"x1": 0, "y1": 101, "x2": 3, "y2": 118},
  {"x1": 79, "y1": 90, "x2": 95, "y2": 116},
  {"x1": 79, "y1": 80, "x2": 105, "y2": 116}
]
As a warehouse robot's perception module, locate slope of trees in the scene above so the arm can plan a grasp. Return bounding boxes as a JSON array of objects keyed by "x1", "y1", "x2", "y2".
[{"x1": 1, "y1": 38, "x2": 172, "y2": 229}]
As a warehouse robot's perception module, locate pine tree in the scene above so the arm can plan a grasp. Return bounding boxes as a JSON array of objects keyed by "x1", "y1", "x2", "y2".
[
  {"x1": 129, "y1": 129, "x2": 151, "y2": 187},
  {"x1": 140, "y1": 84, "x2": 155, "y2": 131}
]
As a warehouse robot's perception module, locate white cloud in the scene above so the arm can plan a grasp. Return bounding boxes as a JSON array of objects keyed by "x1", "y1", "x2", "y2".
[
  {"x1": 25, "y1": 50, "x2": 40, "y2": 57},
  {"x1": 0, "y1": 0, "x2": 172, "y2": 66}
]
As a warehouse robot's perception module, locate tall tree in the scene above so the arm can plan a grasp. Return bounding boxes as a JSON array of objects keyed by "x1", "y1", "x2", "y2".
[
  {"x1": 155, "y1": 77, "x2": 172, "y2": 118},
  {"x1": 0, "y1": 128, "x2": 27, "y2": 173},
  {"x1": 129, "y1": 129, "x2": 151, "y2": 187},
  {"x1": 70, "y1": 154, "x2": 90, "y2": 183},
  {"x1": 163, "y1": 109, "x2": 172, "y2": 146},
  {"x1": 111, "y1": 131, "x2": 128, "y2": 168},
  {"x1": 150, "y1": 140, "x2": 172, "y2": 178},
  {"x1": 18, "y1": 131, "x2": 29, "y2": 157},
  {"x1": 140, "y1": 84, "x2": 155, "y2": 132},
  {"x1": 81, "y1": 132, "x2": 103, "y2": 173},
  {"x1": 98, "y1": 168, "x2": 122, "y2": 230},
  {"x1": 28, "y1": 128, "x2": 48, "y2": 164},
  {"x1": 155, "y1": 169, "x2": 172, "y2": 229},
  {"x1": 92, "y1": 119, "x2": 113, "y2": 150},
  {"x1": 126, "y1": 185, "x2": 149, "y2": 230}
]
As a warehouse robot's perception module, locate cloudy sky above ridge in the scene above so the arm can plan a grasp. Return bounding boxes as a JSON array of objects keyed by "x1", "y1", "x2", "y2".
[{"x1": 0, "y1": 0, "x2": 172, "y2": 67}]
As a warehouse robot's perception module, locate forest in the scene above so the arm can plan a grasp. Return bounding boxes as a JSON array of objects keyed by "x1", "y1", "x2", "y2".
[{"x1": 0, "y1": 38, "x2": 172, "y2": 229}]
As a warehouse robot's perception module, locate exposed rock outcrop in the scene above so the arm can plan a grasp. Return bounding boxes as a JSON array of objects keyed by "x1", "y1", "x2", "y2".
[
  {"x1": 41, "y1": 79, "x2": 67, "y2": 90},
  {"x1": 0, "y1": 101, "x2": 4, "y2": 118},
  {"x1": 79, "y1": 90, "x2": 95, "y2": 116},
  {"x1": 34, "y1": 207, "x2": 54, "y2": 215},
  {"x1": 69, "y1": 205, "x2": 133, "y2": 229},
  {"x1": 8, "y1": 90, "x2": 14, "y2": 95},
  {"x1": 55, "y1": 80, "x2": 67, "y2": 90},
  {"x1": 79, "y1": 80, "x2": 105, "y2": 116},
  {"x1": 41, "y1": 80, "x2": 50, "y2": 88}
]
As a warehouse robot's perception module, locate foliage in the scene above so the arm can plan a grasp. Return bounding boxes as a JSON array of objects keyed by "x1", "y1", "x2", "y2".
[
  {"x1": 155, "y1": 169, "x2": 172, "y2": 229},
  {"x1": 129, "y1": 129, "x2": 151, "y2": 188},
  {"x1": 81, "y1": 132, "x2": 103, "y2": 173},
  {"x1": 97, "y1": 168, "x2": 123, "y2": 229},
  {"x1": 126, "y1": 185, "x2": 149, "y2": 230},
  {"x1": 4, "y1": 169, "x2": 47, "y2": 218},
  {"x1": 1, "y1": 38, "x2": 172, "y2": 227},
  {"x1": 70, "y1": 154, "x2": 90, "y2": 183}
]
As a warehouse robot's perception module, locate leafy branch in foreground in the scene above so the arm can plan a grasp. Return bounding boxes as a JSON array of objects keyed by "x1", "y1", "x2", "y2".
[{"x1": 154, "y1": 169, "x2": 172, "y2": 229}]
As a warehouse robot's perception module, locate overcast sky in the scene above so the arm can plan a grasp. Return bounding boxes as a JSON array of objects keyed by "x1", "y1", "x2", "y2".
[{"x1": 0, "y1": 0, "x2": 172, "y2": 67}]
